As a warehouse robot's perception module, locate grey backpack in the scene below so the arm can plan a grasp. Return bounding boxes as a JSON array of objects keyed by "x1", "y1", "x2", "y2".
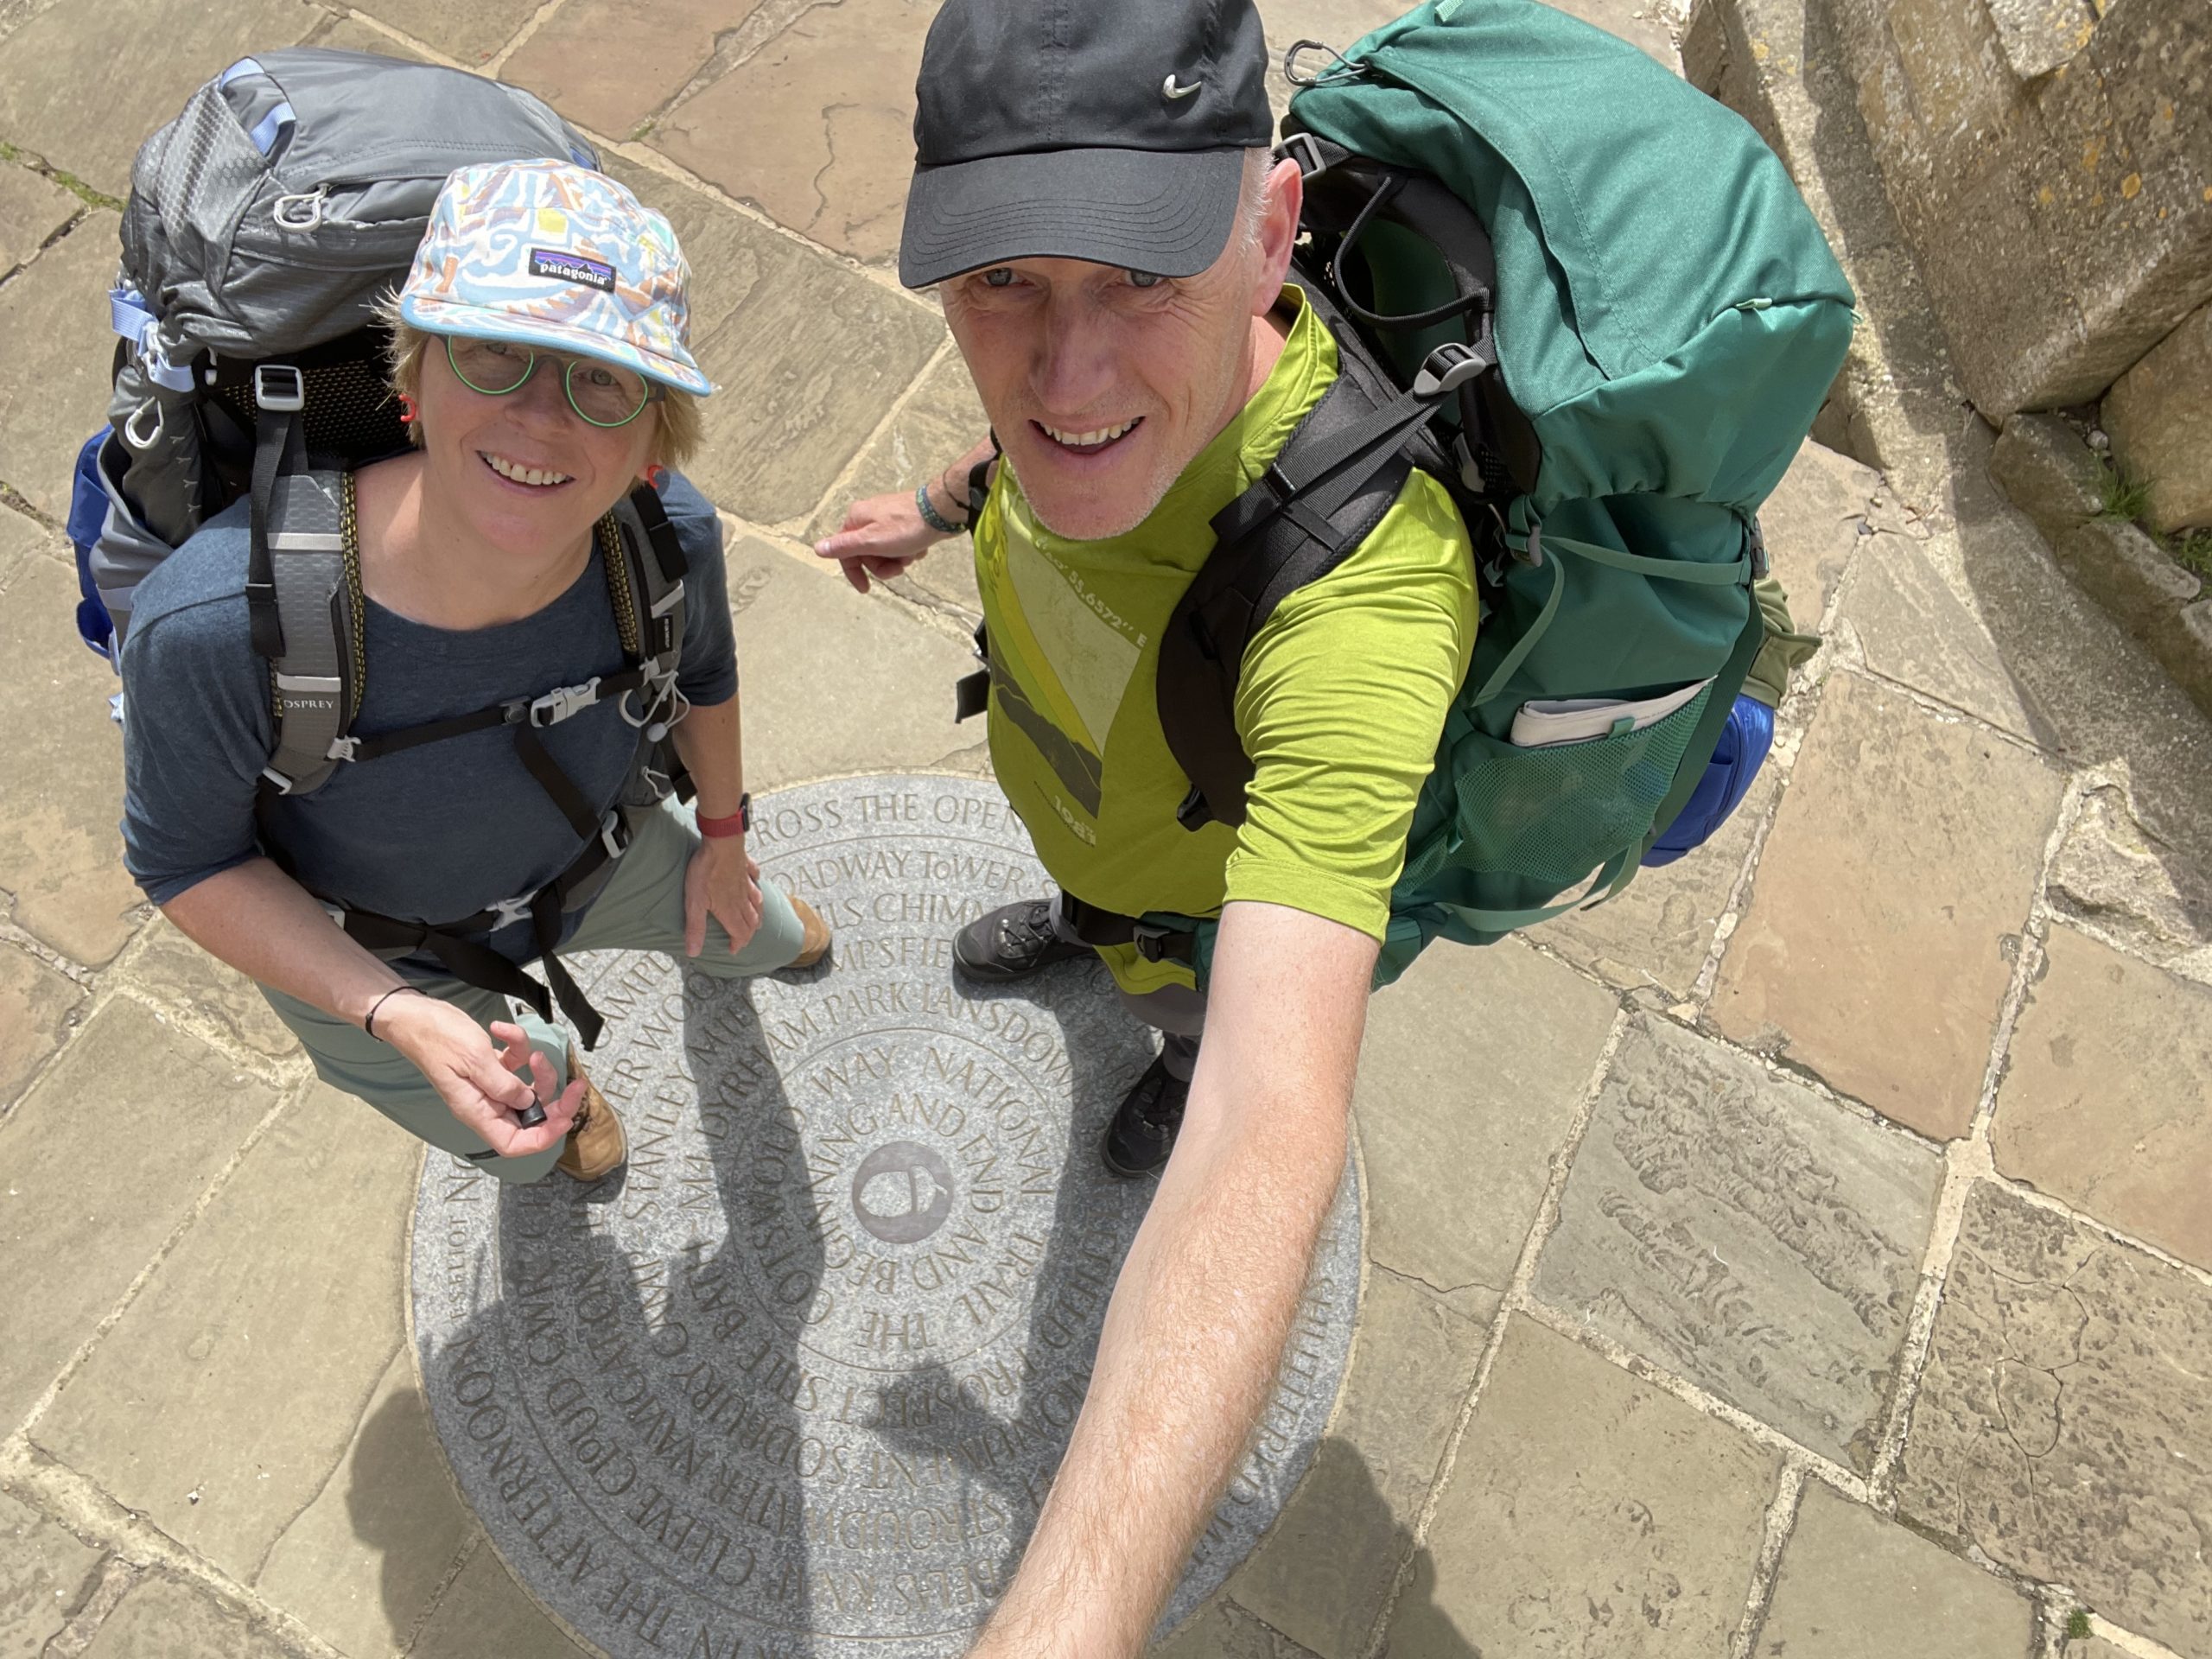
[{"x1": 77, "y1": 48, "x2": 689, "y2": 798}]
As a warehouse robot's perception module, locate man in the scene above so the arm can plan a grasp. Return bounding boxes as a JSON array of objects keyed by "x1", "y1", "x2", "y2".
[{"x1": 815, "y1": 0, "x2": 1477, "y2": 1648}]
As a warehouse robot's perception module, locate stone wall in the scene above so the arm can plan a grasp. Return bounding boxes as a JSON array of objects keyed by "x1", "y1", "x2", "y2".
[
  {"x1": 2103, "y1": 299, "x2": 2212, "y2": 535},
  {"x1": 1820, "y1": 0, "x2": 2211, "y2": 423}
]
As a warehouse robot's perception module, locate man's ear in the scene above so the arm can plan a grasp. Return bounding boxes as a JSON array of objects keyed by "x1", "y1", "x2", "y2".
[{"x1": 1252, "y1": 157, "x2": 1305, "y2": 312}]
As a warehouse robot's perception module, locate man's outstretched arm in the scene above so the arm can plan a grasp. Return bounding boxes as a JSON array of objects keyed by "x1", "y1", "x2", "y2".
[
  {"x1": 815, "y1": 437, "x2": 998, "y2": 593},
  {"x1": 971, "y1": 899, "x2": 1377, "y2": 1659}
]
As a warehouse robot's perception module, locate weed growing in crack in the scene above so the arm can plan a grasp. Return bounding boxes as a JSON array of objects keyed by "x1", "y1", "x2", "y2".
[
  {"x1": 2171, "y1": 527, "x2": 2212, "y2": 580},
  {"x1": 2095, "y1": 461, "x2": 2154, "y2": 524}
]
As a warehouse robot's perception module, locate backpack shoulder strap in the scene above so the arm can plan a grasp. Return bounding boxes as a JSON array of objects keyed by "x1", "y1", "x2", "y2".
[
  {"x1": 257, "y1": 451, "x2": 362, "y2": 798},
  {"x1": 1155, "y1": 322, "x2": 1489, "y2": 832},
  {"x1": 608, "y1": 482, "x2": 687, "y2": 686}
]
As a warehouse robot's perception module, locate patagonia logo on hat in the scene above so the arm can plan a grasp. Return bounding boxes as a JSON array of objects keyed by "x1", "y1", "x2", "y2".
[{"x1": 529, "y1": 248, "x2": 617, "y2": 293}]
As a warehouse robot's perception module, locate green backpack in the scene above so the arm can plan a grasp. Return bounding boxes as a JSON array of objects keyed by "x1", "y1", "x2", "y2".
[{"x1": 1154, "y1": 0, "x2": 1855, "y2": 985}]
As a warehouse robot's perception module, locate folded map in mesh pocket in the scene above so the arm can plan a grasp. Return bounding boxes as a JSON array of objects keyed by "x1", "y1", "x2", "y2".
[{"x1": 1508, "y1": 677, "x2": 1713, "y2": 748}]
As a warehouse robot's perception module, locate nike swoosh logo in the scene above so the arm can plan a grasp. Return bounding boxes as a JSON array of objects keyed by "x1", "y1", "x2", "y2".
[{"x1": 1162, "y1": 74, "x2": 1201, "y2": 99}]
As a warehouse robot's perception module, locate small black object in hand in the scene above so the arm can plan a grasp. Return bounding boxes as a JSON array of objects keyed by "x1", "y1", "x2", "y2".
[{"x1": 517, "y1": 1102, "x2": 547, "y2": 1128}]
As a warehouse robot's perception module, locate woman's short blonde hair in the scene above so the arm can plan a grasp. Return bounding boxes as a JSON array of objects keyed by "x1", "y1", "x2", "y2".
[{"x1": 372, "y1": 289, "x2": 702, "y2": 470}]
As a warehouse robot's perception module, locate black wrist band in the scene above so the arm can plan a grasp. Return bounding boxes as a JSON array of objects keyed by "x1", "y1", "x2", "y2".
[{"x1": 365, "y1": 984, "x2": 424, "y2": 1040}]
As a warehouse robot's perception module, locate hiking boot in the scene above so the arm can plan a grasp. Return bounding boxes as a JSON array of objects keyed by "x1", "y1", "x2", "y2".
[
  {"x1": 556, "y1": 1050, "x2": 627, "y2": 1182},
  {"x1": 952, "y1": 898, "x2": 1091, "y2": 982},
  {"x1": 1101, "y1": 1053, "x2": 1190, "y2": 1179},
  {"x1": 786, "y1": 896, "x2": 832, "y2": 969}
]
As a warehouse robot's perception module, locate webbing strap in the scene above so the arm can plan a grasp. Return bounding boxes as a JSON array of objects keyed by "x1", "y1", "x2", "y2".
[
  {"x1": 533, "y1": 885, "x2": 601, "y2": 1050},
  {"x1": 1528, "y1": 529, "x2": 1752, "y2": 587},
  {"x1": 247, "y1": 404, "x2": 305, "y2": 660},
  {"x1": 343, "y1": 912, "x2": 559, "y2": 1025},
  {"x1": 333, "y1": 811, "x2": 628, "y2": 1048},
  {"x1": 340, "y1": 666, "x2": 650, "y2": 762},
  {"x1": 1637, "y1": 568, "x2": 1769, "y2": 866},
  {"x1": 1465, "y1": 550, "x2": 1564, "y2": 707},
  {"x1": 1058, "y1": 893, "x2": 1197, "y2": 964},
  {"x1": 513, "y1": 720, "x2": 605, "y2": 842},
  {"x1": 1421, "y1": 849, "x2": 1636, "y2": 933}
]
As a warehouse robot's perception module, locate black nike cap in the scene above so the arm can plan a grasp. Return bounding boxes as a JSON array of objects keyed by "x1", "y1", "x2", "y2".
[{"x1": 898, "y1": 0, "x2": 1274, "y2": 290}]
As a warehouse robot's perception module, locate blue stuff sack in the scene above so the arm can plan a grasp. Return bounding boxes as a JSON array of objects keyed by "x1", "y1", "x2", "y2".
[
  {"x1": 67, "y1": 429, "x2": 117, "y2": 663},
  {"x1": 1642, "y1": 694, "x2": 1774, "y2": 867}
]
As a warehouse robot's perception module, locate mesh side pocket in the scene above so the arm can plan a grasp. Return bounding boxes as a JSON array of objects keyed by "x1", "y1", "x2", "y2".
[{"x1": 1448, "y1": 683, "x2": 1713, "y2": 891}]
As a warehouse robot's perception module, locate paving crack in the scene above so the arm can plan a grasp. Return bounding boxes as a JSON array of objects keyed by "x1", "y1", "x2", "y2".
[
  {"x1": 1363, "y1": 1258, "x2": 1503, "y2": 1306},
  {"x1": 246, "y1": 1339, "x2": 406, "y2": 1586}
]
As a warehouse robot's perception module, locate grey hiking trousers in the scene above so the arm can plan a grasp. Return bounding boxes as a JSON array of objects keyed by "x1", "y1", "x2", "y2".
[{"x1": 261, "y1": 797, "x2": 809, "y2": 1184}]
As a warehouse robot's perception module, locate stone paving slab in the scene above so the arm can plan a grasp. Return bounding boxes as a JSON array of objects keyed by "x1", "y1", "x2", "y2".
[
  {"x1": 2044, "y1": 779, "x2": 2212, "y2": 988},
  {"x1": 76, "y1": 1573, "x2": 300, "y2": 1659},
  {"x1": 0, "y1": 502, "x2": 37, "y2": 563},
  {"x1": 639, "y1": 0, "x2": 1669, "y2": 268},
  {"x1": 602, "y1": 156, "x2": 943, "y2": 527},
  {"x1": 722, "y1": 528, "x2": 982, "y2": 785},
  {"x1": 406, "y1": 1544, "x2": 591, "y2": 1659},
  {"x1": 504, "y1": 0, "x2": 760, "y2": 141},
  {"x1": 111, "y1": 918, "x2": 300, "y2": 1068},
  {"x1": 646, "y1": 0, "x2": 942, "y2": 266},
  {"x1": 1897, "y1": 1183, "x2": 2212, "y2": 1657},
  {"x1": 1713, "y1": 671, "x2": 2063, "y2": 1140},
  {"x1": 1227, "y1": 1269, "x2": 1489, "y2": 1659},
  {"x1": 1752, "y1": 1480, "x2": 2033, "y2": 1659},
  {"x1": 0, "y1": 213, "x2": 120, "y2": 521},
  {"x1": 253, "y1": 1346, "x2": 474, "y2": 1659},
  {"x1": 304, "y1": 16, "x2": 431, "y2": 61},
  {"x1": 1535, "y1": 1017, "x2": 1942, "y2": 1470},
  {"x1": 1842, "y1": 528, "x2": 2044, "y2": 742},
  {"x1": 0, "y1": 1486, "x2": 102, "y2": 1656},
  {"x1": 0, "y1": 996, "x2": 275, "y2": 1432},
  {"x1": 1994, "y1": 923, "x2": 2212, "y2": 1273},
  {"x1": 1937, "y1": 423, "x2": 2212, "y2": 874},
  {"x1": 1352, "y1": 936, "x2": 1618, "y2": 1324},
  {"x1": 0, "y1": 0, "x2": 321, "y2": 201},
  {"x1": 805, "y1": 349, "x2": 987, "y2": 623},
  {"x1": 346, "y1": 0, "x2": 539, "y2": 66},
  {"x1": 0, "y1": 161, "x2": 73, "y2": 277},
  {"x1": 1397, "y1": 1314, "x2": 1780, "y2": 1658},
  {"x1": 1157, "y1": 1598, "x2": 1319, "y2": 1659},
  {"x1": 1539, "y1": 766, "x2": 1775, "y2": 1002},
  {"x1": 0, "y1": 944, "x2": 79, "y2": 1109},
  {"x1": 33, "y1": 1088, "x2": 419, "y2": 1586},
  {"x1": 1758, "y1": 441, "x2": 1878, "y2": 629},
  {"x1": 0, "y1": 553, "x2": 148, "y2": 967}
]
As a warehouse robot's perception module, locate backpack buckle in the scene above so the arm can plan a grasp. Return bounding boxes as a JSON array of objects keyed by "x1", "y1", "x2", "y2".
[
  {"x1": 253, "y1": 364, "x2": 305, "y2": 413},
  {"x1": 527, "y1": 677, "x2": 602, "y2": 727},
  {"x1": 485, "y1": 893, "x2": 536, "y2": 931},
  {"x1": 1131, "y1": 922, "x2": 1193, "y2": 964},
  {"x1": 1414, "y1": 342, "x2": 1484, "y2": 399},
  {"x1": 1278, "y1": 130, "x2": 1334, "y2": 180}
]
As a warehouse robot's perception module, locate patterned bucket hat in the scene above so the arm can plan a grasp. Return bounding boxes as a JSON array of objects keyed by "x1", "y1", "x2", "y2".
[{"x1": 398, "y1": 160, "x2": 713, "y2": 397}]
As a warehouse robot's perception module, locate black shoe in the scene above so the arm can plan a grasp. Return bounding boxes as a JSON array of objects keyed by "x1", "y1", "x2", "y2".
[
  {"x1": 1102, "y1": 1053, "x2": 1190, "y2": 1179},
  {"x1": 952, "y1": 898, "x2": 1091, "y2": 983}
]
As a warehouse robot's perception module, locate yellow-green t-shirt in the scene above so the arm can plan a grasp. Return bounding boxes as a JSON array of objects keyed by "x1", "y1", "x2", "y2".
[{"x1": 973, "y1": 289, "x2": 1478, "y2": 993}]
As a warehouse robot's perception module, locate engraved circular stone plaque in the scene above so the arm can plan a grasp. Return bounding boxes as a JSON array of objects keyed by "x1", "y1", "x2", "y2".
[{"x1": 410, "y1": 775, "x2": 1362, "y2": 1657}]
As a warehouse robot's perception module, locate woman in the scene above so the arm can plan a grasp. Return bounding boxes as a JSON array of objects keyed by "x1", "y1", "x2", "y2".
[{"x1": 120, "y1": 161, "x2": 828, "y2": 1184}]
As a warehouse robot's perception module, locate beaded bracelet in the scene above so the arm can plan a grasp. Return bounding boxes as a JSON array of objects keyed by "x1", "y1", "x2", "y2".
[{"x1": 914, "y1": 479, "x2": 964, "y2": 536}]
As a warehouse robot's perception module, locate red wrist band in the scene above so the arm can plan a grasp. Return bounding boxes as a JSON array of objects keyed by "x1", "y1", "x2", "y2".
[{"x1": 698, "y1": 793, "x2": 751, "y2": 838}]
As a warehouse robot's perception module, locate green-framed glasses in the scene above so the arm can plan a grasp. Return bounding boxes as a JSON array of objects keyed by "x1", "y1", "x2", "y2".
[{"x1": 443, "y1": 335, "x2": 663, "y2": 429}]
